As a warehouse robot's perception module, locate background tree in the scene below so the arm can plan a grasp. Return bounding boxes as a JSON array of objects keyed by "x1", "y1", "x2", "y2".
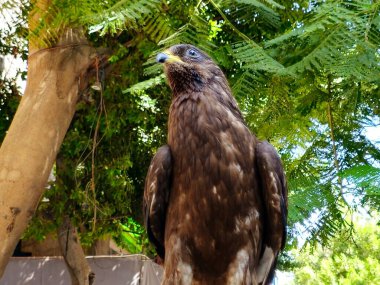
[
  {"x1": 111, "y1": 0, "x2": 380, "y2": 253},
  {"x1": 0, "y1": 0, "x2": 379, "y2": 282},
  {"x1": 0, "y1": 0, "x2": 96, "y2": 279},
  {"x1": 293, "y1": 215, "x2": 380, "y2": 284}
]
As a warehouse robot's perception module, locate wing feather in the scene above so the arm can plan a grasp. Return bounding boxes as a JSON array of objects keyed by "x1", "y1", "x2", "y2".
[
  {"x1": 143, "y1": 145, "x2": 172, "y2": 259},
  {"x1": 255, "y1": 141, "x2": 288, "y2": 284}
]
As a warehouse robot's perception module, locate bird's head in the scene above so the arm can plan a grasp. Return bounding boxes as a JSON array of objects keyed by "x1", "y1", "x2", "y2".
[{"x1": 156, "y1": 44, "x2": 225, "y2": 95}]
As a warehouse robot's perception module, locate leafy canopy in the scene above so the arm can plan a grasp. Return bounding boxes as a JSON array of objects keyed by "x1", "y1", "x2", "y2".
[
  {"x1": 293, "y1": 215, "x2": 380, "y2": 284},
  {"x1": 1, "y1": 0, "x2": 379, "y2": 262}
]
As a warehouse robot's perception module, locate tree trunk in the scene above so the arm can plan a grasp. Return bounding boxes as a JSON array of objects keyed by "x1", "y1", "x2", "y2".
[
  {"x1": 0, "y1": 1, "x2": 95, "y2": 276},
  {"x1": 58, "y1": 216, "x2": 95, "y2": 285}
]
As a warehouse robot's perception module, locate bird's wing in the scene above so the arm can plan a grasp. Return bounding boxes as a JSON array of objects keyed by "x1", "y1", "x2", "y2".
[
  {"x1": 143, "y1": 145, "x2": 172, "y2": 259},
  {"x1": 255, "y1": 141, "x2": 288, "y2": 285}
]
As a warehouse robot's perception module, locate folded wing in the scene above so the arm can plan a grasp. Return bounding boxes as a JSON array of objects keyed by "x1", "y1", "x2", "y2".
[
  {"x1": 255, "y1": 141, "x2": 288, "y2": 285},
  {"x1": 143, "y1": 145, "x2": 172, "y2": 259}
]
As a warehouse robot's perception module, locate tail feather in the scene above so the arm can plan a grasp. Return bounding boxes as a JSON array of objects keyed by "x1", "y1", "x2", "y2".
[{"x1": 257, "y1": 246, "x2": 277, "y2": 285}]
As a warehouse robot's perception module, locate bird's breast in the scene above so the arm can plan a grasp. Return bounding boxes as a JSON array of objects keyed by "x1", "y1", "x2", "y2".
[
  {"x1": 165, "y1": 94, "x2": 263, "y2": 280},
  {"x1": 167, "y1": 96, "x2": 259, "y2": 230}
]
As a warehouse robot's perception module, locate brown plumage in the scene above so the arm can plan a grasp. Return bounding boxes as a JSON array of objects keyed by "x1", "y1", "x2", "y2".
[{"x1": 143, "y1": 44, "x2": 288, "y2": 285}]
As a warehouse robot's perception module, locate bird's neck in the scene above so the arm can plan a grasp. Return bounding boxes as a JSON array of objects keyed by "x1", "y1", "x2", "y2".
[
  {"x1": 170, "y1": 80, "x2": 204, "y2": 97},
  {"x1": 168, "y1": 86, "x2": 245, "y2": 147},
  {"x1": 167, "y1": 67, "x2": 205, "y2": 96}
]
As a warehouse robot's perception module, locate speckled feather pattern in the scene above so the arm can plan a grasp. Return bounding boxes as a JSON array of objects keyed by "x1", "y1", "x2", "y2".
[{"x1": 143, "y1": 44, "x2": 287, "y2": 285}]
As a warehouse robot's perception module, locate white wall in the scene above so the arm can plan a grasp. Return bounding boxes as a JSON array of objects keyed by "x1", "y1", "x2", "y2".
[{"x1": 0, "y1": 255, "x2": 162, "y2": 285}]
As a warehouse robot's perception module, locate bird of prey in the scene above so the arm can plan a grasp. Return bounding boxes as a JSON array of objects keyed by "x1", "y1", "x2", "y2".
[{"x1": 143, "y1": 44, "x2": 287, "y2": 285}]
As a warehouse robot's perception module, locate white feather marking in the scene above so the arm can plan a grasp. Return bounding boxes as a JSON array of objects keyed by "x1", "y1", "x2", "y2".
[
  {"x1": 212, "y1": 186, "x2": 217, "y2": 195},
  {"x1": 234, "y1": 221, "x2": 241, "y2": 233},
  {"x1": 149, "y1": 193, "x2": 156, "y2": 213},
  {"x1": 229, "y1": 163, "x2": 243, "y2": 179},
  {"x1": 257, "y1": 246, "x2": 275, "y2": 284},
  {"x1": 269, "y1": 172, "x2": 277, "y2": 189},
  {"x1": 171, "y1": 237, "x2": 181, "y2": 251},
  {"x1": 178, "y1": 261, "x2": 193, "y2": 285},
  {"x1": 227, "y1": 249, "x2": 250, "y2": 284},
  {"x1": 244, "y1": 209, "x2": 259, "y2": 227},
  {"x1": 234, "y1": 163, "x2": 242, "y2": 172},
  {"x1": 219, "y1": 132, "x2": 238, "y2": 155},
  {"x1": 179, "y1": 193, "x2": 187, "y2": 205},
  {"x1": 234, "y1": 210, "x2": 260, "y2": 233}
]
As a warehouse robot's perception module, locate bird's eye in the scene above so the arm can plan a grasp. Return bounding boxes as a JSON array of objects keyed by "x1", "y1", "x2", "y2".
[{"x1": 187, "y1": 49, "x2": 199, "y2": 58}]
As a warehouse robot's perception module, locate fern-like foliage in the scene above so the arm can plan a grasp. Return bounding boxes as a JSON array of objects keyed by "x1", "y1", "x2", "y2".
[
  {"x1": 158, "y1": 14, "x2": 216, "y2": 52},
  {"x1": 124, "y1": 2, "x2": 380, "y2": 251},
  {"x1": 142, "y1": 12, "x2": 175, "y2": 44},
  {"x1": 123, "y1": 74, "x2": 166, "y2": 94},
  {"x1": 232, "y1": 41, "x2": 285, "y2": 73},
  {"x1": 286, "y1": 132, "x2": 352, "y2": 247},
  {"x1": 231, "y1": 40, "x2": 287, "y2": 99},
  {"x1": 87, "y1": 0, "x2": 161, "y2": 36},
  {"x1": 6, "y1": 0, "x2": 379, "y2": 255},
  {"x1": 265, "y1": 0, "x2": 380, "y2": 81},
  {"x1": 221, "y1": 0, "x2": 283, "y2": 30},
  {"x1": 17, "y1": 0, "x2": 163, "y2": 48},
  {"x1": 341, "y1": 164, "x2": 380, "y2": 210}
]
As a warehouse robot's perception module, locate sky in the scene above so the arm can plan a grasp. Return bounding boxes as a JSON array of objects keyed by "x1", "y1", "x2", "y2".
[{"x1": 365, "y1": 123, "x2": 380, "y2": 146}]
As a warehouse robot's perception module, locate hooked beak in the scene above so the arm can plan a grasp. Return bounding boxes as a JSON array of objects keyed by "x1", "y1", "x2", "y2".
[{"x1": 156, "y1": 50, "x2": 183, "y2": 64}]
